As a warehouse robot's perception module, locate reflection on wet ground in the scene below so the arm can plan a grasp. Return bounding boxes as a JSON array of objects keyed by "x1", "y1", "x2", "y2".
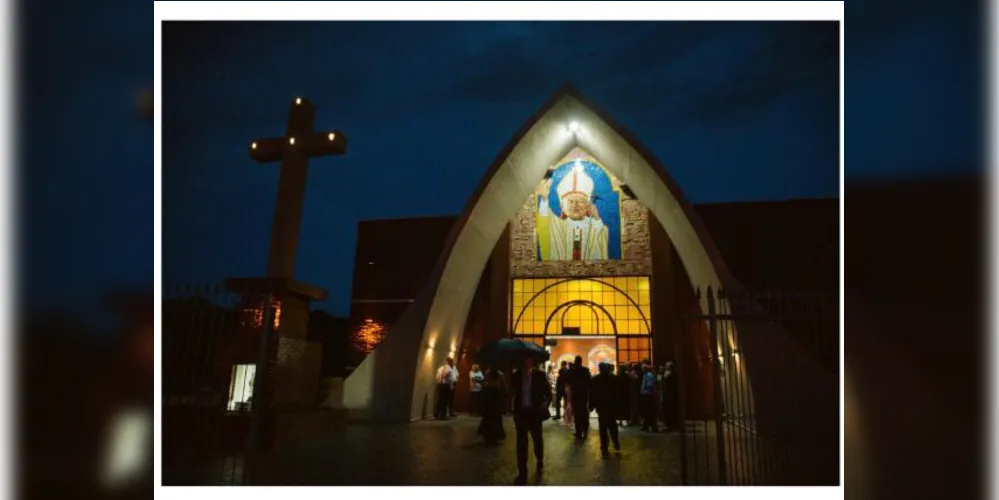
[{"x1": 262, "y1": 415, "x2": 682, "y2": 486}]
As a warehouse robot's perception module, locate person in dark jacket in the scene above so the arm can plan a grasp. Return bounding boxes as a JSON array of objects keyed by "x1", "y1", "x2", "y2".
[
  {"x1": 553, "y1": 361, "x2": 568, "y2": 420},
  {"x1": 589, "y1": 362, "x2": 621, "y2": 457},
  {"x1": 639, "y1": 360, "x2": 659, "y2": 432},
  {"x1": 661, "y1": 361, "x2": 680, "y2": 431},
  {"x1": 569, "y1": 355, "x2": 591, "y2": 439},
  {"x1": 477, "y1": 367, "x2": 508, "y2": 444},
  {"x1": 510, "y1": 355, "x2": 552, "y2": 485},
  {"x1": 628, "y1": 362, "x2": 642, "y2": 426},
  {"x1": 615, "y1": 363, "x2": 631, "y2": 425}
]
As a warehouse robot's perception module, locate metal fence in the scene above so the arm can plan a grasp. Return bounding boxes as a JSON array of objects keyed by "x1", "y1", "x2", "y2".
[
  {"x1": 678, "y1": 287, "x2": 839, "y2": 486},
  {"x1": 162, "y1": 284, "x2": 277, "y2": 485}
]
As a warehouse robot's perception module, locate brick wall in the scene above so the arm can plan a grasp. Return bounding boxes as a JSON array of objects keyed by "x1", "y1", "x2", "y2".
[
  {"x1": 271, "y1": 337, "x2": 322, "y2": 409},
  {"x1": 510, "y1": 195, "x2": 652, "y2": 278}
]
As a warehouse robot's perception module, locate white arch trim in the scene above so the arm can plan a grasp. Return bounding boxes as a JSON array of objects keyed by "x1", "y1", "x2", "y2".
[{"x1": 344, "y1": 85, "x2": 743, "y2": 422}]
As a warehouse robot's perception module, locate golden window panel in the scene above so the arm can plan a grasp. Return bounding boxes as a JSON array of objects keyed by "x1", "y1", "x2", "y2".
[{"x1": 511, "y1": 277, "x2": 651, "y2": 336}]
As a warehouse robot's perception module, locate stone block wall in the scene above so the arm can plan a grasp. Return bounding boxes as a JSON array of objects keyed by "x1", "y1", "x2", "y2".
[
  {"x1": 511, "y1": 195, "x2": 652, "y2": 278},
  {"x1": 270, "y1": 337, "x2": 322, "y2": 409}
]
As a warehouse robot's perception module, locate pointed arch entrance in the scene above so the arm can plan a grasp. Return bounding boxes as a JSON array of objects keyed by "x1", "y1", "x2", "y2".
[{"x1": 343, "y1": 84, "x2": 743, "y2": 422}]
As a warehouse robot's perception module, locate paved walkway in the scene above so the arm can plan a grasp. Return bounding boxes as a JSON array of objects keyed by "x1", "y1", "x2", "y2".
[{"x1": 262, "y1": 415, "x2": 683, "y2": 486}]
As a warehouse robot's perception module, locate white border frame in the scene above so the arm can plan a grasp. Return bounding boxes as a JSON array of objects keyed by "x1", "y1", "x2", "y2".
[{"x1": 153, "y1": 3, "x2": 845, "y2": 500}]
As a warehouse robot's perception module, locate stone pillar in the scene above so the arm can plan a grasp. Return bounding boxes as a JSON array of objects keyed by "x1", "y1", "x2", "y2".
[{"x1": 225, "y1": 277, "x2": 335, "y2": 448}]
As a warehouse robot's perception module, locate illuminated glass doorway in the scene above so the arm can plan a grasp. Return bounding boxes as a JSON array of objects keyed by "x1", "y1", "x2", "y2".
[{"x1": 511, "y1": 277, "x2": 653, "y2": 364}]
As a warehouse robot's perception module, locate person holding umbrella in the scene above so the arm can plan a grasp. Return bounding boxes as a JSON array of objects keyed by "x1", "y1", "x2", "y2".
[{"x1": 510, "y1": 353, "x2": 551, "y2": 485}]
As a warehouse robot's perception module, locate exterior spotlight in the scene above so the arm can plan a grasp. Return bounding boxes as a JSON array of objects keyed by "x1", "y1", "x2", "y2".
[
  {"x1": 568, "y1": 121, "x2": 580, "y2": 133},
  {"x1": 251, "y1": 142, "x2": 257, "y2": 150},
  {"x1": 289, "y1": 137, "x2": 296, "y2": 145},
  {"x1": 295, "y1": 97, "x2": 302, "y2": 105},
  {"x1": 328, "y1": 132, "x2": 336, "y2": 141}
]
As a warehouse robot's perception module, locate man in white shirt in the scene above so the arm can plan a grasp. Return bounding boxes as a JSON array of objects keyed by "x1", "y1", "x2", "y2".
[{"x1": 435, "y1": 357, "x2": 455, "y2": 420}]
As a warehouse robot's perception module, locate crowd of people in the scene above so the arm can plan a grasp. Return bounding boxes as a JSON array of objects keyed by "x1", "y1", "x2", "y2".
[
  {"x1": 549, "y1": 357, "x2": 681, "y2": 435},
  {"x1": 434, "y1": 353, "x2": 681, "y2": 485}
]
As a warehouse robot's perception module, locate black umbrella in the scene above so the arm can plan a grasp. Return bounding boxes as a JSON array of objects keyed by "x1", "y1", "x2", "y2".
[{"x1": 475, "y1": 338, "x2": 550, "y2": 365}]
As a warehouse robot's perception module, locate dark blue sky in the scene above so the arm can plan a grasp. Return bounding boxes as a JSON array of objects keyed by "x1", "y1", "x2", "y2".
[
  {"x1": 164, "y1": 21, "x2": 841, "y2": 316},
  {"x1": 17, "y1": 0, "x2": 982, "y2": 326},
  {"x1": 156, "y1": 9, "x2": 980, "y2": 318}
]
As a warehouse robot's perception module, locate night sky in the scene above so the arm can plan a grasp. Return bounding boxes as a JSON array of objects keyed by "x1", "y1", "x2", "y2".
[{"x1": 158, "y1": 16, "x2": 972, "y2": 317}]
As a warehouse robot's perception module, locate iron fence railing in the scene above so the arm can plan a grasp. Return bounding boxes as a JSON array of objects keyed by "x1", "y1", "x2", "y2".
[
  {"x1": 162, "y1": 284, "x2": 277, "y2": 485},
  {"x1": 678, "y1": 287, "x2": 839, "y2": 486}
]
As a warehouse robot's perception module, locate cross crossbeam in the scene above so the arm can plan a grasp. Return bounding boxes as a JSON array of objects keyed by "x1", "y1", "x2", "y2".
[{"x1": 248, "y1": 97, "x2": 348, "y2": 279}]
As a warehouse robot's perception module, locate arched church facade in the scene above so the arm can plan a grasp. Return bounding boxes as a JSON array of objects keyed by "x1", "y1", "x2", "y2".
[{"x1": 343, "y1": 84, "x2": 836, "y2": 443}]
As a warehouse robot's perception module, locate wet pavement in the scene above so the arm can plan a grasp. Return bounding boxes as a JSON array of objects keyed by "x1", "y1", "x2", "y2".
[{"x1": 262, "y1": 414, "x2": 683, "y2": 486}]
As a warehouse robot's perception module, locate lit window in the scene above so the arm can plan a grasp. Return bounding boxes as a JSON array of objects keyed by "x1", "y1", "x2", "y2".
[
  {"x1": 511, "y1": 277, "x2": 651, "y2": 337},
  {"x1": 227, "y1": 364, "x2": 256, "y2": 412}
]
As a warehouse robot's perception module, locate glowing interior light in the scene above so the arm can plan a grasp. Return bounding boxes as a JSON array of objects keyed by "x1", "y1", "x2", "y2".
[
  {"x1": 295, "y1": 97, "x2": 302, "y2": 105},
  {"x1": 568, "y1": 121, "x2": 580, "y2": 133},
  {"x1": 328, "y1": 132, "x2": 336, "y2": 141},
  {"x1": 251, "y1": 142, "x2": 257, "y2": 149},
  {"x1": 289, "y1": 137, "x2": 296, "y2": 145}
]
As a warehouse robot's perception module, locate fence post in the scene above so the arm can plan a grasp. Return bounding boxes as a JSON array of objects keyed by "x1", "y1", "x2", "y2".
[
  {"x1": 245, "y1": 300, "x2": 276, "y2": 484},
  {"x1": 706, "y1": 287, "x2": 728, "y2": 485},
  {"x1": 676, "y1": 312, "x2": 689, "y2": 485}
]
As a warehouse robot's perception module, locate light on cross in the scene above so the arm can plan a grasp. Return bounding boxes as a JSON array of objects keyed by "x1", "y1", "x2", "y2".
[{"x1": 248, "y1": 96, "x2": 348, "y2": 278}]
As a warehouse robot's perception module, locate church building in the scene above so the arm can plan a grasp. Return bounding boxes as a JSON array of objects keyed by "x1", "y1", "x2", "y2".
[{"x1": 342, "y1": 85, "x2": 838, "y2": 424}]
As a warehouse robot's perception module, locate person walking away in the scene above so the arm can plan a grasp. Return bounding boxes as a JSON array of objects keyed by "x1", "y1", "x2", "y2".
[
  {"x1": 629, "y1": 363, "x2": 642, "y2": 426},
  {"x1": 562, "y1": 369, "x2": 574, "y2": 428},
  {"x1": 640, "y1": 360, "x2": 659, "y2": 432},
  {"x1": 662, "y1": 361, "x2": 680, "y2": 431},
  {"x1": 477, "y1": 366, "x2": 507, "y2": 444},
  {"x1": 469, "y1": 364, "x2": 485, "y2": 416},
  {"x1": 615, "y1": 363, "x2": 631, "y2": 426},
  {"x1": 590, "y1": 362, "x2": 621, "y2": 457},
  {"x1": 435, "y1": 357, "x2": 455, "y2": 420},
  {"x1": 546, "y1": 364, "x2": 556, "y2": 415},
  {"x1": 553, "y1": 361, "x2": 568, "y2": 420},
  {"x1": 656, "y1": 364, "x2": 667, "y2": 421},
  {"x1": 511, "y1": 355, "x2": 551, "y2": 485},
  {"x1": 569, "y1": 355, "x2": 592, "y2": 439}
]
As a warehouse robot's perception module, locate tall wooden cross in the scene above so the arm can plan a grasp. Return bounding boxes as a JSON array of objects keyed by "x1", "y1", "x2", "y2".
[{"x1": 249, "y1": 97, "x2": 347, "y2": 279}]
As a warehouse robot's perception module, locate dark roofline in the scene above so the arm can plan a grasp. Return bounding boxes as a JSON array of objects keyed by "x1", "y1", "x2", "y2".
[
  {"x1": 695, "y1": 197, "x2": 839, "y2": 208},
  {"x1": 356, "y1": 214, "x2": 458, "y2": 224},
  {"x1": 355, "y1": 197, "x2": 839, "y2": 225}
]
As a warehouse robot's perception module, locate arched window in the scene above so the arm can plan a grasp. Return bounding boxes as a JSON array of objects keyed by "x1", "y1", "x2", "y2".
[{"x1": 511, "y1": 277, "x2": 651, "y2": 336}]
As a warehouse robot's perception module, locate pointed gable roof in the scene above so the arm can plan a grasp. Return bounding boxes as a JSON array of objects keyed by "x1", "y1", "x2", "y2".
[{"x1": 345, "y1": 83, "x2": 744, "y2": 421}]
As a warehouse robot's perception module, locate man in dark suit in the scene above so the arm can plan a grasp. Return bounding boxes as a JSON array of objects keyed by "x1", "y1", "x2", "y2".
[
  {"x1": 553, "y1": 361, "x2": 568, "y2": 420},
  {"x1": 510, "y1": 355, "x2": 552, "y2": 485},
  {"x1": 569, "y1": 355, "x2": 591, "y2": 439},
  {"x1": 589, "y1": 362, "x2": 621, "y2": 457}
]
